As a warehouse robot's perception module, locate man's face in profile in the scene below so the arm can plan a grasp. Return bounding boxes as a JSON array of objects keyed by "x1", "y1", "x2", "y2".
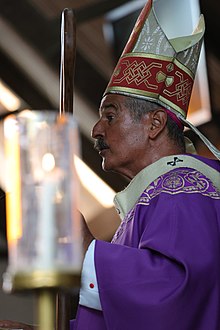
[{"x1": 92, "y1": 94, "x2": 151, "y2": 179}]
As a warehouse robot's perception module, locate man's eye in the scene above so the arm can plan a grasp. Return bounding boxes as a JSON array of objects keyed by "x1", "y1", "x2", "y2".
[{"x1": 106, "y1": 115, "x2": 114, "y2": 123}]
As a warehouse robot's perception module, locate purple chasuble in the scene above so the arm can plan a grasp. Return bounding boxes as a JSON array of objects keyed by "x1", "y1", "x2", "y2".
[{"x1": 72, "y1": 154, "x2": 220, "y2": 330}]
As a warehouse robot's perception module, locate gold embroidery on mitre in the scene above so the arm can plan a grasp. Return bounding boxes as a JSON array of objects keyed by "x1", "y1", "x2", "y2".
[
  {"x1": 156, "y1": 71, "x2": 166, "y2": 83},
  {"x1": 167, "y1": 63, "x2": 174, "y2": 72},
  {"x1": 113, "y1": 67, "x2": 121, "y2": 77},
  {"x1": 165, "y1": 76, "x2": 174, "y2": 87},
  {"x1": 163, "y1": 71, "x2": 192, "y2": 105},
  {"x1": 159, "y1": 95, "x2": 186, "y2": 117},
  {"x1": 114, "y1": 59, "x2": 162, "y2": 90}
]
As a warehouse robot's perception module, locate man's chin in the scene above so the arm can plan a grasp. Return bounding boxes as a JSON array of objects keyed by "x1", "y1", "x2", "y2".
[
  {"x1": 101, "y1": 159, "x2": 113, "y2": 172},
  {"x1": 101, "y1": 163, "x2": 111, "y2": 172},
  {"x1": 101, "y1": 161, "x2": 125, "y2": 178}
]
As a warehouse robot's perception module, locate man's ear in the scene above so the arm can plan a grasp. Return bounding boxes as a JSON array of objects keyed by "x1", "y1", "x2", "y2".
[{"x1": 148, "y1": 109, "x2": 168, "y2": 139}]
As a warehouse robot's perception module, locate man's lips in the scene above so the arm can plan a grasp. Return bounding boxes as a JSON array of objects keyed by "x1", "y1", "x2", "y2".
[{"x1": 99, "y1": 148, "x2": 109, "y2": 156}]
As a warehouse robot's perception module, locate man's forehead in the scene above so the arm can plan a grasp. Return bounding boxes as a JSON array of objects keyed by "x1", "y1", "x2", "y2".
[{"x1": 99, "y1": 93, "x2": 126, "y2": 109}]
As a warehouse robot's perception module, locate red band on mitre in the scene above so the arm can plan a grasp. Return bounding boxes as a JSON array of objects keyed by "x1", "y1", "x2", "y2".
[{"x1": 105, "y1": 55, "x2": 191, "y2": 118}]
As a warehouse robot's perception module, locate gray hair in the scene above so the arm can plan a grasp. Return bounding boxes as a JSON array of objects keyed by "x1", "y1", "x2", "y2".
[{"x1": 123, "y1": 96, "x2": 185, "y2": 151}]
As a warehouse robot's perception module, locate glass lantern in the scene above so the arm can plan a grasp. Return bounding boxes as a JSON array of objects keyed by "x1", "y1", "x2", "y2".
[{"x1": 1, "y1": 110, "x2": 82, "y2": 291}]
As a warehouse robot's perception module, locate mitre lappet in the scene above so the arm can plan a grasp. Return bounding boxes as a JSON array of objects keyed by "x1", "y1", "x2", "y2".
[{"x1": 103, "y1": 0, "x2": 220, "y2": 160}]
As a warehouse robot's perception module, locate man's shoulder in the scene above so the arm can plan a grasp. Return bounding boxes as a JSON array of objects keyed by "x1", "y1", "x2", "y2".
[
  {"x1": 139, "y1": 165, "x2": 220, "y2": 206},
  {"x1": 147, "y1": 154, "x2": 220, "y2": 194},
  {"x1": 114, "y1": 154, "x2": 220, "y2": 218}
]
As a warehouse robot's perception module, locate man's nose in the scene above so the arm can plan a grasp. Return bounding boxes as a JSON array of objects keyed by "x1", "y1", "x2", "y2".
[{"x1": 91, "y1": 119, "x2": 104, "y2": 139}]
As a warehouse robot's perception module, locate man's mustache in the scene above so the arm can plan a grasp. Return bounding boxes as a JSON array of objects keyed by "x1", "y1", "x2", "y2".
[{"x1": 94, "y1": 138, "x2": 109, "y2": 152}]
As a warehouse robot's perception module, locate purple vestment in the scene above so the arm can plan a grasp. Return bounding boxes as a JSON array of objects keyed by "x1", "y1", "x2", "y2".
[{"x1": 71, "y1": 154, "x2": 220, "y2": 330}]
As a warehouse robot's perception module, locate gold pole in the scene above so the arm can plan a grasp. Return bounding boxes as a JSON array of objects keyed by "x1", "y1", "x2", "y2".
[{"x1": 37, "y1": 289, "x2": 56, "y2": 330}]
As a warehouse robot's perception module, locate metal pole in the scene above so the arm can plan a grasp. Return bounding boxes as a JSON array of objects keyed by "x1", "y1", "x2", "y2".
[
  {"x1": 37, "y1": 289, "x2": 56, "y2": 330},
  {"x1": 56, "y1": 292, "x2": 72, "y2": 330},
  {"x1": 59, "y1": 8, "x2": 76, "y2": 115},
  {"x1": 56, "y1": 8, "x2": 77, "y2": 330}
]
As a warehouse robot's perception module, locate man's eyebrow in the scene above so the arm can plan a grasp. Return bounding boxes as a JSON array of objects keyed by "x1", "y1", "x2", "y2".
[{"x1": 99, "y1": 103, "x2": 118, "y2": 114}]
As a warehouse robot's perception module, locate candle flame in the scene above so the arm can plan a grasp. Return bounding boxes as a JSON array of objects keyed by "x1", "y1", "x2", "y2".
[{"x1": 42, "y1": 153, "x2": 55, "y2": 172}]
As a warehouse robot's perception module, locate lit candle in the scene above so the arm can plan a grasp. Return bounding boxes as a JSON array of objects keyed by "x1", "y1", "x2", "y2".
[{"x1": 36, "y1": 153, "x2": 57, "y2": 270}]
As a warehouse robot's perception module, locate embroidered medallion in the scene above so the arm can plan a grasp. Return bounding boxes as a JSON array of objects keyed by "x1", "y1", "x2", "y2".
[{"x1": 138, "y1": 168, "x2": 220, "y2": 206}]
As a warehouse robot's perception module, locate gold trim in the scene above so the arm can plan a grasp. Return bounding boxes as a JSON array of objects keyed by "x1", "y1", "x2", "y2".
[
  {"x1": 3, "y1": 270, "x2": 81, "y2": 292},
  {"x1": 106, "y1": 87, "x2": 186, "y2": 118},
  {"x1": 122, "y1": 52, "x2": 172, "y2": 62},
  {"x1": 159, "y1": 95, "x2": 186, "y2": 117},
  {"x1": 106, "y1": 86, "x2": 158, "y2": 99},
  {"x1": 173, "y1": 58, "x2": 194, "y2": 79}
]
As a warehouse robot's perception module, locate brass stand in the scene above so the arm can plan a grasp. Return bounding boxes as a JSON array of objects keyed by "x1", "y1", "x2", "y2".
[
  {"x1": 3, "y1": 271, "x2": 81, "y2": 329},
  {"x1": 37, "y1": 289, "x2": 56, "y2": 330},
  {"x1": 3, "y1": 271, "x2": 80, "y2": 290}
]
